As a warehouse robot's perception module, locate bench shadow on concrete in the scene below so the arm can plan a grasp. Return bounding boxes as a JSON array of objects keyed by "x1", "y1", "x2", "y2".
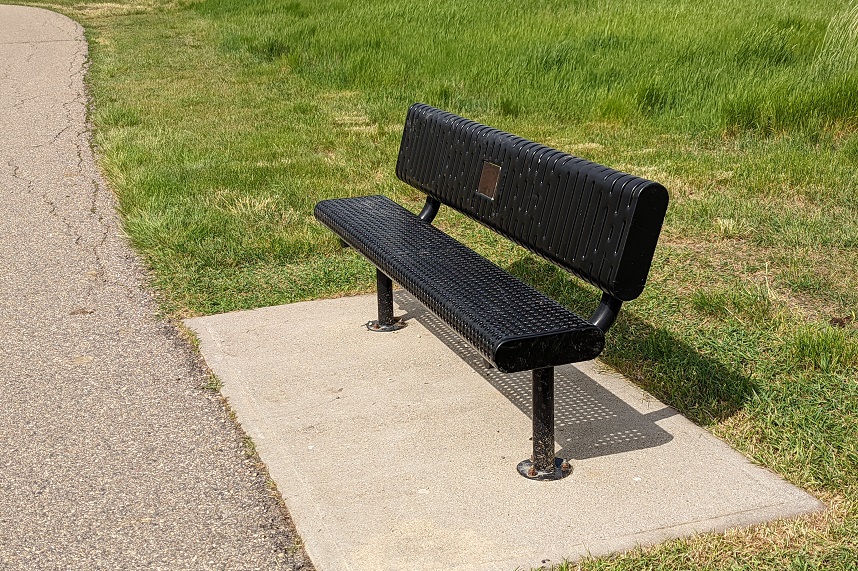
[{"x1": 393, "y1": 292, "x2": 675, "y2": 461}]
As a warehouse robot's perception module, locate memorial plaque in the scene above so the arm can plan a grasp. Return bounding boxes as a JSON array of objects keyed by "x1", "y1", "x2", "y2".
[{"x1": 477, "y1": 161, "x2": 501, "y2": 200}]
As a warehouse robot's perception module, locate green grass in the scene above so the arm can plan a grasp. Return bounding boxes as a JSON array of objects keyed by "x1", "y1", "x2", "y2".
[{"x1": 10, "y1": 0, "x2": 858, "y2": 568}]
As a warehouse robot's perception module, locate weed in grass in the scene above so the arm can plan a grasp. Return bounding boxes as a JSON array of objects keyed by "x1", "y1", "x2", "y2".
[
  {"x1": 691, "y1": 285, "x2": 774, "y2": 327},
  {"x1": 242, "y1": 435, "x2": 257, "y2": 457},
  {"x1": 779, "y1": 265, "x2": 831, "y2": 297},
  {"x1": 201, "y1": 373, "x2": 224, "y2": 392},
  {"x1": 787, "y1": 324, "x2": 858, "y2": 374}
]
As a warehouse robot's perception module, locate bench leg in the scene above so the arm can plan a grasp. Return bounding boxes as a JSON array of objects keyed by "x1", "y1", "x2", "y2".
[
  {"x1": 532, "y1": 367, "x2": 555, "y2": 471},
  {"x1": 517, "y1": 367, "x2": 572, "y2": 480},
  {"x1": 367, "y1": 269, "x2": 405, "y2": 332}
]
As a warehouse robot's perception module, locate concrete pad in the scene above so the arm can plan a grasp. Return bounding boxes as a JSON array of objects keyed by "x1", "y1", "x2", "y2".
[{"x1": 186, "y1": 293, "x2": 823, "y2": 571}]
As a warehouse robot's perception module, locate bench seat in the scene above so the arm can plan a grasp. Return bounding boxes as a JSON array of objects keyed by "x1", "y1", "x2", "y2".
[{"x1": 315, "y1": 194, "x2": 604, "y2": 373}]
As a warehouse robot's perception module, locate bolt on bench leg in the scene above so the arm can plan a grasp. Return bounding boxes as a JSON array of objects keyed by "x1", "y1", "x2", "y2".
[
  {"x1": 517, "y1": 367, "x2": 572, "y2": 480},
  {"x1": 367, "y1": 269, "x2": 405, "y2": 332}
]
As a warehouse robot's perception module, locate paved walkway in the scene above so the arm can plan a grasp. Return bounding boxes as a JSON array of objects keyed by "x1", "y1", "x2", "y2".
[{"x1": 0, "y1": 6, "x2": 309, "y2": 569}]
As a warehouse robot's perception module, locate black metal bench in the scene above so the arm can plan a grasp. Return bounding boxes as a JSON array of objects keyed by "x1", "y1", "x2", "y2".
[{"x1": 315, "y1": 104, "x2": 668, "y2": 480}]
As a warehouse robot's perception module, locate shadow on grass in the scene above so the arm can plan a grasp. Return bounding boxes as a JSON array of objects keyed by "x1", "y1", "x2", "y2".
[{"x1": 505, "y1": 257, "x2": 758, "y2": 426}]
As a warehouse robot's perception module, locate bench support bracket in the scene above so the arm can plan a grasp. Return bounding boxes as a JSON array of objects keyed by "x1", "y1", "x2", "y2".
[
  {"x1": 418, "y1": 196, "x2": 440, "y2": 223},
  {"x1": 590, "y1": 293, "x2": 623, "y2": 333},
  {"x1": 517, "y1": 367, "x2": 572, "y2": 480},
  {"x1": 367, "y1": 269, "x2": 405, "y2": 332}
]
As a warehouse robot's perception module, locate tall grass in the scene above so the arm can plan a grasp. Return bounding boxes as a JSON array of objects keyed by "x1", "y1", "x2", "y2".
[
  {"x1": 198, "y1": 0, "x2": 857, "y2": 133},
  {"x1": 816, "y1": 0, "x2": 858, "y2": 76}
]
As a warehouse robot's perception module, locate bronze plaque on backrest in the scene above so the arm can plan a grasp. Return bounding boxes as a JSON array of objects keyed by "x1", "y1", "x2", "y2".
[{"x1": 476, "y1": 161, "x2": 501, "y2": 200}]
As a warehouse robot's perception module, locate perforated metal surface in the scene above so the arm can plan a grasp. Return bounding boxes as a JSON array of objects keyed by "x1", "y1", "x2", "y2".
[
  {"x1": 395, "y1": 103, "x2": 669, "y2": 301},
  {"x1": 315, "y1": 196, "x2": 604, "y2": 373}
]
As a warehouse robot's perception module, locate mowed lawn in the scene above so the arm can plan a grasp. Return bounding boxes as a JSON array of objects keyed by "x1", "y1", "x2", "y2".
[{"x1": 13, "y1": 0, "x2": 858, "y2": 568}]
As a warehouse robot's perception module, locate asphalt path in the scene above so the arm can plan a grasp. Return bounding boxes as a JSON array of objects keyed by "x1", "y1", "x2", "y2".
[{"x1": 0, "y1": 6, "x2": 309, "y2": 569}]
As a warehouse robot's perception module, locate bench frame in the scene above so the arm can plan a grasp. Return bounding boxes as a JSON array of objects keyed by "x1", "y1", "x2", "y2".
[
  {"x1": 316, "y1": 104, "x2": 668, "y2": 480},
  {"x1": 370, "y1": 200, "x2": 623, "y2": 480}
]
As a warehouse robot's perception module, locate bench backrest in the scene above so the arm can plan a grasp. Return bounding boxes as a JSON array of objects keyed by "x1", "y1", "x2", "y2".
[{"x1": 395, "y1": 103, "x2": 669, "y2": 302}]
